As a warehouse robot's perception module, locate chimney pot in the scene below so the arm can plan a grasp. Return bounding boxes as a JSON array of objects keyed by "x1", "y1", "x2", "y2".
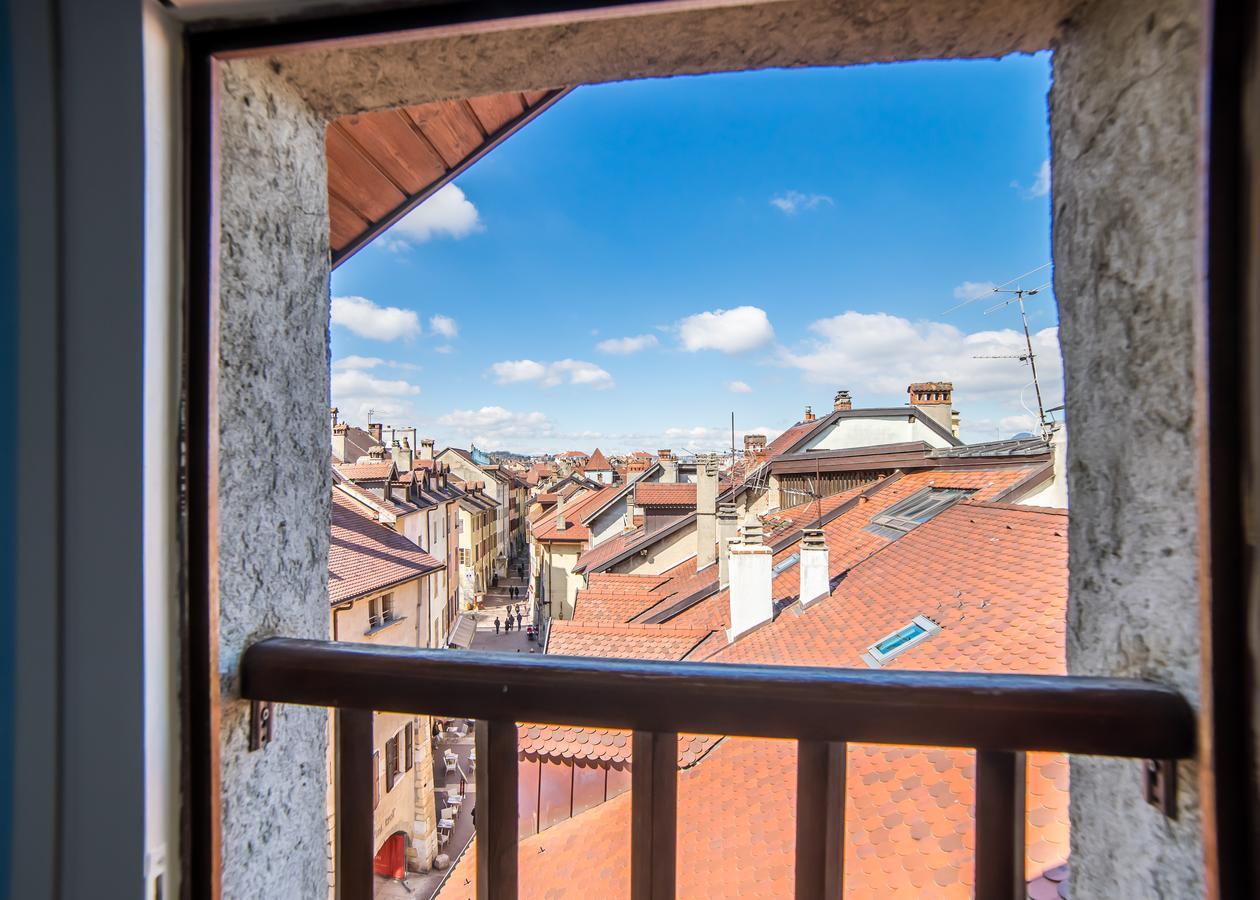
[
  {"x1": 833, "y1": 390, "x2": 852, "y2": 412},
  {"x1": 804, "y1": 405, "x2": 815, "y2": 422},
  {"x1": 727, "y1": 515, "x2": 773, "y2": 640},
  {"x1": 369, "y1": 422, "x2": 383, "y2": 443},
  {"x1": 798, "y1": 528, "x2": 830, "y2": 608}
]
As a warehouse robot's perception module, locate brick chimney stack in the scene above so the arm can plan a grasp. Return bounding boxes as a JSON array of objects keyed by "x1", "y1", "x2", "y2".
[
  {"x1": 833, "y1": 390, "x2": 852, "y2": 412},
  {"x1": 368, "y1": 422, "x2": 383, "y2": 444},
  {"x1": 803, "y1": 405, "x2": 816, "y2": 422},
  {"x1": 743, "y1": 434, "x2": 767, "y2": 458},
  {"x1": 798, "y1": 528, "x2": 830, "y2": 608},
  {"x1": 907, "y1": 382, "x2": 954, "y2": 434},
  {"x1": 728, "y1": 516, "x2": 773, "y2": 641}
]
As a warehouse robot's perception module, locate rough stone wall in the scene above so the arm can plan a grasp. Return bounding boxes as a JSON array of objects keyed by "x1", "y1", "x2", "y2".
[
  {"x1": 1052, "y1": 0, "x2": 1205, "y2": 896},
  {"x1": 268, "y1": 0, "x2": 1076, "y2": 120},
  {"x1": 216, "y1": 57, "x2": 332, "y2": 900}
]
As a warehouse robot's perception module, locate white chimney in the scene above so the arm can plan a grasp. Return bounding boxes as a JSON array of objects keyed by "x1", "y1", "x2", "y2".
[
  {"x1": 420, "y1": 437, "x2": 435, "y2": 463},
  {"x1": 695, "y1": 454, "x2": 718, "y2": 570},
  {"x1": 658, "y1": 449, "x2": 678, "y2": 483},
  {"x1": 727, "y1": 517, "x2": 773, "y2": 641},
  {"x1": 555, "y1": 494, "x2": 567, "y2": 532},
  {"x1": 717, "y1": 502, "x2": 738, "y2": 589},
  {"x1": 798, "y1": 528, "x2": 830, "y2": 608}
]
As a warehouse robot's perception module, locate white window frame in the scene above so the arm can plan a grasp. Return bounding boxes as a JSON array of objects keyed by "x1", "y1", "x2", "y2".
[{"x1": 860, "y1": 615, "x2": 942, "y2": 668}]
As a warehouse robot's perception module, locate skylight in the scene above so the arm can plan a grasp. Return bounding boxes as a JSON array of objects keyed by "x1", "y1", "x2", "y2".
[
  {"x1": 861, "y1": 615, "x2": 942, "y2": 668},
  {"x1": 867, "y1": 487, "x2": 976, "y2": 537},
  {"x1": 771, "y1": 552, "x2": 800, "y2": 575}
]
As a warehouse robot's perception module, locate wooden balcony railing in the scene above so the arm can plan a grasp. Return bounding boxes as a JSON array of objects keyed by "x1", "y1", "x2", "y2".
[{"x1": 240, "y1": 637, "x2": 1195, "y2": 900}]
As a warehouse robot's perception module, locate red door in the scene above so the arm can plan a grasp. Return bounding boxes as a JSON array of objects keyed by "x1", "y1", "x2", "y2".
[{"x1": 373, "y1": 833, "x2": 406, "y2": 879}]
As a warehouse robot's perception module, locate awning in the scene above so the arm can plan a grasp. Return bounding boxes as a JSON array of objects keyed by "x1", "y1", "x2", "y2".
[{"x1": 448, "y1": 614, "x2": 477, "y2": 650}]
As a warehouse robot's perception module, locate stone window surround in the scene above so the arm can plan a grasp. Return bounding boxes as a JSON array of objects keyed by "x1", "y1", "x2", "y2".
[{"x1": 202, "y1": 1, "x2": 1208, "y2": 897}]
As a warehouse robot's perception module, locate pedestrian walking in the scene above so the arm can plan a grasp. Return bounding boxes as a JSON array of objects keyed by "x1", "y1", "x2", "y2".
[
  {"x1": 516, "y1": 612, "x2": 523, "y2": 630},
  {"x1": 493, "y1": 617, "x2": 500, "y2": 634}
]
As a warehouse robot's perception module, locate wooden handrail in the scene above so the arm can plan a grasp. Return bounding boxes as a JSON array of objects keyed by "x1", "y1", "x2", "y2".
[
  {"x1": 241, "y1": 637, "x2": 1195, "y2": 758},
  {"x1": 241, "y1": 637, "x2": 1196, "y2": 900}
]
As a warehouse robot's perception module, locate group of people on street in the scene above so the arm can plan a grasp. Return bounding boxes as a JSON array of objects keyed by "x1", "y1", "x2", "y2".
[{"x1": 493, "y1": 603, "x2": 526, "y2": 634}]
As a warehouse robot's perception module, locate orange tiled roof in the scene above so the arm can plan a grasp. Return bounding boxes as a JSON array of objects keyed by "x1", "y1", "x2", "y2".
[
  {"x1": 329, "y1": 490, "x2": 442, "y2": 605},
  {"x1": 334, "y1": 461, "x2": 394, "y2": 480},
  {"x1": 636, "y1": 482, "x2": 696, "y2": 506},
  {"x1": 442, "y1": 478, "x2": 1069, "y2": 898},
  {"x1": 546, "y1": 620, "x2": 713, "y2": 660},
  {"x1": 445, "y1": 736, "x2": 1066, "y2": 900},
  {"x1": 531, "y1": 487, "x2": 620, "y2": 542},
  {"x1": 585, "y1": 447, "x2": 612, "y2": 471}
]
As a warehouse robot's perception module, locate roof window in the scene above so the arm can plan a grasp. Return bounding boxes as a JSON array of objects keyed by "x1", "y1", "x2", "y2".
[
  {"x1": 861, "y1": 615, "x2": 942, "y2": 668},
  {"x1": 867, "y1": 487, "x2": 976, "y2": 537},
  {"x1": 771, "y1": 552, "x2": 800, "y2": 575}
]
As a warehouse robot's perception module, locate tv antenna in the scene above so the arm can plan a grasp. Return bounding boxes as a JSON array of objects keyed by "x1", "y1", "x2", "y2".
[{"x1": 946, "y1": 264, "x2": 1054, "y2": 439}]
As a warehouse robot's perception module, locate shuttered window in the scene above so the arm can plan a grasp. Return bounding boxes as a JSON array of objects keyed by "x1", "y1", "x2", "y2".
[
  {"x1": 404, "y1": 723, "x2": 414, "y2": 771},
  {"x1": 385, "y1": 736, "x2": 398, "y2": 792}
]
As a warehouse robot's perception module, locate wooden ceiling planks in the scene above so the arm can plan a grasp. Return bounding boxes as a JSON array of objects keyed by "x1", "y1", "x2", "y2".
[{"x1": 327, "y1": 88, "x2": 569, "y2": 266}]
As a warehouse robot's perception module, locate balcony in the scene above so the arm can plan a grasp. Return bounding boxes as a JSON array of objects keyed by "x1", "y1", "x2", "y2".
[{"x1": 241, "y1": 637, "x2": 1194, "y2": 900}]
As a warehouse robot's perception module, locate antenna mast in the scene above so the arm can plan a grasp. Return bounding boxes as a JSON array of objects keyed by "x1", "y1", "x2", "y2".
[{"x1": 987, "y1": 283, "x2": 1050, "y2": 436}]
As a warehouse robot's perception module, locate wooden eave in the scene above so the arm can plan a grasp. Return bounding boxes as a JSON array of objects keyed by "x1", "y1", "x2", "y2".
[{"x1": 327, "y1": 88, "x2": 569, "y2": 267}]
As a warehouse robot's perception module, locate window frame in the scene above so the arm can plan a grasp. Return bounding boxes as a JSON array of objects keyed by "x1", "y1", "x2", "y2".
[
  {"x1": 868, "y1": 487, "x2": 976, "y2": 534},
  {"x1": 861, "y1": 615, "x2": 942, "y2": 668}
]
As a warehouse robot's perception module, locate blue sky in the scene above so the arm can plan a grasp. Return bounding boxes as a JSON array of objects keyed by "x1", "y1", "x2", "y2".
[{"x1": 330, "y1": 54, "x2": 1059, "y2": 454}]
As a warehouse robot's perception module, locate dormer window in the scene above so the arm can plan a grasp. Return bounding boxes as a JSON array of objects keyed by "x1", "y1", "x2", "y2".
[
  {"x1": 772, "y1": 552, "x2": 801, "y2": 575},
  {"x1": 867, "y1": 487, "x2": 976, "y2": 537},
  {"x1": 861, "y1": 616, "x2": 942, "y2": 667}
]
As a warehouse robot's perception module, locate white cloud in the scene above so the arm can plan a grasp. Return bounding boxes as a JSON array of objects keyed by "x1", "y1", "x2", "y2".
[
  {"x1": 952, "y1": 281, "x2": 997, "y2": 302},
  {"x1": 727, "y1": 380, "x2": 753, "y2": 393},
  {"x1": 331, "y1": 296, "x2": 421, "y2": 342},
  {"x1": 597, "y1": 334, "x2": 659, "y2": 355},
  {"x1": 332, "y1": 355, "x2": 384, "y2": 371},
  {"x1": 489, "y1": 358, "x2": 614, "y2": 390},
  {"x1": 770, "y1": 190, "x2": 834, "y2": 215},
  {"x1": 434, "y1": 345, "x2": 455, "y2": 355},
  {"x1": 331, "y1": 369, "x2": 421, "y2": 399},
  {"x1": 332, "y1": 355, "x2": 420, "y2": 373},
  {"x1": 677, "y1": 306, "x2": 775, "y2": 354},
  {"x1": 776, "y1": 310, "x2": 1064, "y2": 439},
  {"x1": 1012, "y1": 160, "x2": 1050, "y2": 199},
  {"x1": 437, "y1": 406, "x2": 556, "y2": 449},
  {"x1": 383, "y1": 184, "x2": 483, "y2": 248},
  {"x1": 331, "y1": 367, "x2": 423, "y2": 427},
  {"x1": 429, "y1": 314, "x2": 459, "y2": 339}
]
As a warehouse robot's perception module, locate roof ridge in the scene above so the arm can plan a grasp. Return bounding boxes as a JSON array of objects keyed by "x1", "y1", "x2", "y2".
[{"x1": 959, "y1": 499, "x2": 1069, "y2": 516}]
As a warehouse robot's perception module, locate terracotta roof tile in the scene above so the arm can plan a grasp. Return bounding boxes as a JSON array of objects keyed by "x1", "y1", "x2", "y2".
[
  {"x1": 444, "y1": 470, "x2": 1068, "y2": 898},
  {"x1": 329, "y1": 490, "x2": 442, "y2": 605},
  {"x1": 334, "y1": 461, "x2": 394, "y2": 480},
  {"x1": 635, "y1": 482, "x2": 696, "y2": 507},
  {"x1": 585, "y1": 447, "x2": 612, "y2": 471}
]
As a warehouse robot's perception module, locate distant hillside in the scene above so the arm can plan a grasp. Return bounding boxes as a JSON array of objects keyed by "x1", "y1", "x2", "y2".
[{"x1": 484, "y1": 449, "x2": 533, "y2": 463}]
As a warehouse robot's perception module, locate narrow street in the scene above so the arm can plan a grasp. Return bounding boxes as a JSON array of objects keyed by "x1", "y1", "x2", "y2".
[{"x1": 376, "y1": 559, "x2": 536, "y2": 899}]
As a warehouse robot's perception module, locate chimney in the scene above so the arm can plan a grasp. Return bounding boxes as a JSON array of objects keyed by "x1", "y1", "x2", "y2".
[
  {"x1": 717, "y1": 502, "x2": 738, "y2": 589},
  {"x1": 392, "y1": 439, "x2": 413, "y2": 473},
  {"x1": 798, "y1": 528, "x2": 830, "y2": 608},
  {"x1": 727, "y1": 517, "x2": 773, "y2": 641},
  {"x1": 368, "y1": 422, "x2": 383, "y2": 444},
  {"x1": 330, "y1": 406, "x2": 339, "y2": 428},
  {"x1": 658, "y1": 449, "x2": 678, "y2": 484},
  {"x1": 833, "y1": 390, "x2": 852, "y2": 412},
  {"x1": 907, "y1": 382, "x2": 954, "y2": 434},
  {"x1": 420, "y1": 438, "x2": 435, "y2": 462},
  {"x1": 555, "y1": 494, "x2": 567, "y2": 532},
  {"x1": 624, "y1": 492, "x2": 637, "y2": 533},
  {"x1": 742, "y1": 434, "x2": 767, "y2": 458},
  {"x1": 695, "y1": 454, "x2": 719, "y2": 570},
  {"x1": 367, "y1": 445, "x2": 386, "y2": 461},
  {"x1": 803, "y1": 405, "x2": 815, "y2": 422},
  {"x1": 951, "y1": 409, "x2": 961, "y2": 438}
]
